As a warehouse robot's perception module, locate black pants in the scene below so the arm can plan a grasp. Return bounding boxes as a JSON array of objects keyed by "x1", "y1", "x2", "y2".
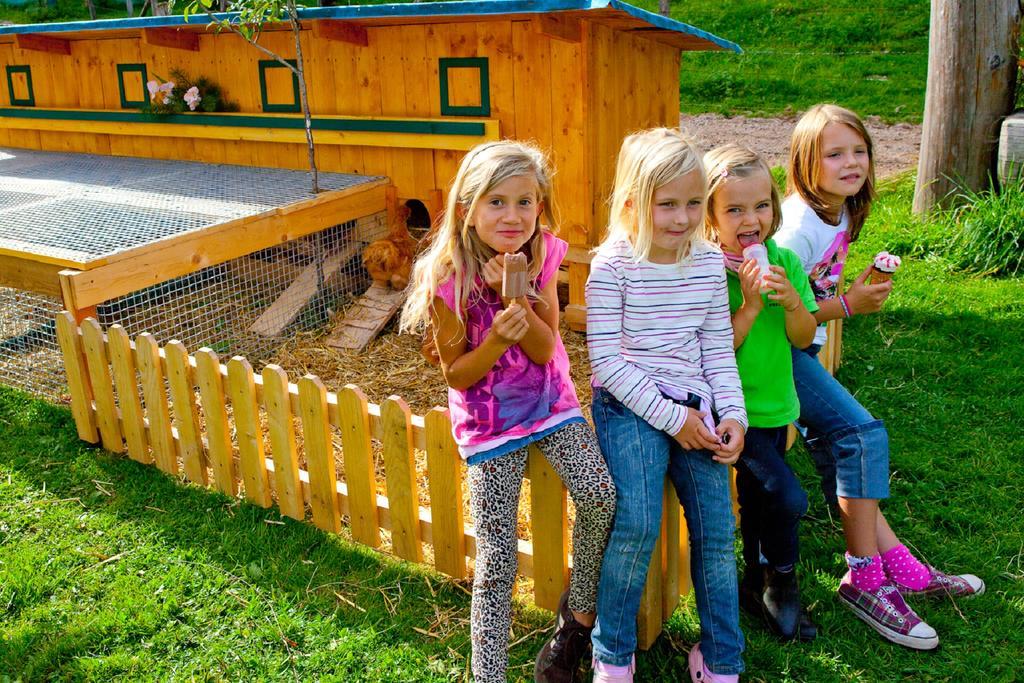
[{"x1": 734, "y1": 426, "x2": 808, "y2": 576}]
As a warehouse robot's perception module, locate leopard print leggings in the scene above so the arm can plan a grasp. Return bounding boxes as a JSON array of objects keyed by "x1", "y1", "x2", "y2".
[{"x1": 468, "y1": 421, "x2": 616, "y2": 682}]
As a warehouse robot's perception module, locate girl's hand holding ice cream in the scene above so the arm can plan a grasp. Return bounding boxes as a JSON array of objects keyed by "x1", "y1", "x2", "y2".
[
  {"x1": 845, "y1": 262, "x2": 893, "y2": 315},
  {"x1": 762, "y1": 265, "x2": 804, "y2": 311},
  {"x1": 738, "y1": 259, "x2": 765, "y2": 313}
]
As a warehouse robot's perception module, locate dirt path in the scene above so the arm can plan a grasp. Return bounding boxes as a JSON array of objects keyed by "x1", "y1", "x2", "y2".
[{"x1": 681, "y1": 113, "x2": 921, "y2": 179}]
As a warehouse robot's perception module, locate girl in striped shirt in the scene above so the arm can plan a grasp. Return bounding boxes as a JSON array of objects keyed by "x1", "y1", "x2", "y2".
[{"x1": 586, "y1": 128, "x2": 746, "y2": 683}]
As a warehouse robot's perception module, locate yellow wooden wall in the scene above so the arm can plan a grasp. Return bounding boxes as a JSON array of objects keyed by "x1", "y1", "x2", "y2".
[{"x1": 0, "y1": 18, "x2": 681, "y2": 262}]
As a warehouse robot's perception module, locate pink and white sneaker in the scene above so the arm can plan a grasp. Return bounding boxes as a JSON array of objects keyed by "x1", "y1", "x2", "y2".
[
  {"x1": 896, "y1": 566, "x2": 985, "y2": 599},
  {"x1": 688, "y1": 644, "x2": 739, "y2": 683},
  {"x1": 592, "y1": 654, "x2": 635, "y2": 682}
]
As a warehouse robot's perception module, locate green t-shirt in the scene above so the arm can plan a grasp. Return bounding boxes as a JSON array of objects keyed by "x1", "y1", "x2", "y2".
[{"x1": 726, "y1": 239, "x2": 819, "y2": 428}]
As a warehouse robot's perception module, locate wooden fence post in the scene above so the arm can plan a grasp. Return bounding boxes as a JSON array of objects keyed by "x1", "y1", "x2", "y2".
[
  {"x1": 228, "y1": 357, "x2": 271, "y2": 508},
  {"x1": 299, "y1": 375, "x2": 341, "y2": 534},
  {"x1": 381, "y1": 396, "x2": 423, "y2": 563},
  {"x1": 425, "y1": 407, "x2": 466, "y2": 579},
  {"x1": 195, "y1": 348, "x2": 237, "y2": 496},
  {"x1": 337, "y1": 385, "x2": 381, "y2": 547},
  {"x1": 80, "y1": 319, "x2": 123, "y2": 453},
  {"x1": 55, "y1": 312, "x2": 98, "y2": 444},
  {"x1": 136, "y1": 333, "x2": 177, "y2": 475},
  {"x1": 165, "y1": 340, "x2": 208, "y2": 485},
  {"x1": 262, "y1": 365, "x2": 304, "y2": 520},
  {"x1": 106, "y1": 325, "x2": 150, "y2": 464},
  {"x1": 528, "y1": 444, "x2": 568, "y2": 612}
]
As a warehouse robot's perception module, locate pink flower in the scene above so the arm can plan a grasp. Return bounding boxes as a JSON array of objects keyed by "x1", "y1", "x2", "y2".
[
  {"x1": 184, "y1": 86, "x2": 201, "y2": 111},
  {"x1": 158, "y1": 81, "x2": 175, "y2": 105},
  {"x1": 146, "y1": 79, "x2": 160, "y2": 99}
]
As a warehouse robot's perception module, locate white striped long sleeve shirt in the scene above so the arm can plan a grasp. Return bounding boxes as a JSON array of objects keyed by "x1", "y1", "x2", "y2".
[{"x1": 586, "y1": 238, "x2": 748, "y2": 435}]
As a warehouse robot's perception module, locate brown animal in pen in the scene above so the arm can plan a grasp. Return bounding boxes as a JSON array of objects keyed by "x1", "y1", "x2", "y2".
[{"x1": 362, "y1": 205, "x2": 418, "y2": 290}]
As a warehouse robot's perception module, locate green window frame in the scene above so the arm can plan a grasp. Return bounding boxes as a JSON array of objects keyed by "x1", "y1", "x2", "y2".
[
  {"x1": 258, "y1": 59, "x2": 301, "y2": 114},
  {"x1": 439, "y1": 57, "x2": 490, "y2": 117},
  {"x1": 117, "y1": 63, "x2": 149, "y2": 109},
  {"x1": 5, "y1": 65, "x2": 34, "y2": 107}
]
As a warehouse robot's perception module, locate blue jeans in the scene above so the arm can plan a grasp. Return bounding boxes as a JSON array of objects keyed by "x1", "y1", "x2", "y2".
[
  {"x1": 791, "y1": 345, "x2": 890, "y2": 501},
  {"x1": 591, "y1": 389, "x2": 744, "y2": 675},
  {"x1": 735, "y1": 426, "x2": 808, "y2": 575}
]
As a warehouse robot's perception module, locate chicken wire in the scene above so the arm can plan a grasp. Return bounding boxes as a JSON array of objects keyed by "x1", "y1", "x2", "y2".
[
  {"x1": 0, "y1": 147, "x2": 381, "y2": 265},
  {"x1": 0, "y1": 288, "x2": 65, "y2": 401},
  {"x1": 0, "y1": 147, "x2": 391, "y2": 402}
]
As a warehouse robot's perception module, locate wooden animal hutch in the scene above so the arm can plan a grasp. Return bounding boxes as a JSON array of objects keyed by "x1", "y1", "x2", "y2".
[{"x1": 0, "y1": 2, "x2": 740, "y2": 386}]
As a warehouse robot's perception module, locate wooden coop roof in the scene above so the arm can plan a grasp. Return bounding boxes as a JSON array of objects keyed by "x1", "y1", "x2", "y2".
[{"x1": 0, "y1": 1, "x2": 741, "y2": 53}]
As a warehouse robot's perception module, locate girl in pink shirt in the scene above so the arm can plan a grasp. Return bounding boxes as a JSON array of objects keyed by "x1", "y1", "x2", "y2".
[{"x1": 401, "y1": 141, "x2": 615, "y2": 683}]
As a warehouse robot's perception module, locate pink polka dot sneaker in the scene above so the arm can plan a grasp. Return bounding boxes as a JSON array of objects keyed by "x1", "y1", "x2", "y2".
[
  {"x1": 896, "y1": 566, "x2": 985, "y2": 599},
  {"x1": 837, "y1": 572, "x2": 939, "y2": 650}
]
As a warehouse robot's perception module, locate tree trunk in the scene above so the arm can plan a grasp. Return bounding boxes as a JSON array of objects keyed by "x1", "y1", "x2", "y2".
[
  {"x1": 289, "y1": 3, "x2": 320, "y2": 195},
  {"x1": 913, "y1": 0, "x2": 1021, "y2": 215},
  {"x1": 84, "y1": 0, "x2": 96, "y2": 20},
  {"x1": 659, "y1": 0, "x2": 670, "y2": 17}
]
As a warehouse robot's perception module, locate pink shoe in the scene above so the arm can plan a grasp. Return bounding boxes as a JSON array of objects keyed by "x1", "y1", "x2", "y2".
[
  {"x1": 896, "y1": 566, "x2": 985, "y2": 599},
  {"x1": 688, "y1": 644, "x2": 739, "y2": 683},
  {"x1": 592, "y1": 654, "x2": 635, "y2": 682}
]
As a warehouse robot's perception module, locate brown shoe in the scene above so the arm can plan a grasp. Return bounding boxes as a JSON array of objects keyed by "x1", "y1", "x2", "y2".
[{"x1": 534, "y1": 590, "x2": 592, "y2": 683}]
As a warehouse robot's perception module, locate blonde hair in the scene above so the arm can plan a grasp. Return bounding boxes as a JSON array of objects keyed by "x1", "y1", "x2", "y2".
[
  {"x1": 788, "y1": 103, "x2": 876, "y2": 241},
  {"x1": 703, "y1": 143, "x2": 782, "y2": 243},
  {"x1": 400, "y1": 140, "x2": 555, "y2": 332},
  {"x1": 601, "y1": 127, "x2": 707, "y2": 263}
]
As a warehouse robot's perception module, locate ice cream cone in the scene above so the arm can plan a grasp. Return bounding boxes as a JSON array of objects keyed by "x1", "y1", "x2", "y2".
[{"x1": 871, "y1": 251, "x2": 901, "y2": 284}]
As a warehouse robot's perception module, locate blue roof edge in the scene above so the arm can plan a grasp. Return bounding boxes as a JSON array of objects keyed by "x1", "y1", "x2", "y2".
[{"x1": 0, "y1": 0, "x2": 741, "y2": 53}]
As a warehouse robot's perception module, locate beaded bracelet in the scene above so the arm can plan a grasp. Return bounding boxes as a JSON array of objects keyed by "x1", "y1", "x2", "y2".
[{"x1": 839, "y1": 294, "x2": 852, "y2": 318}]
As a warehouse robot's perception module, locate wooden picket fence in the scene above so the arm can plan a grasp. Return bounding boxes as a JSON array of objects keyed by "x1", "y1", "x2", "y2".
[{"x1": 52, "y1": 312, "x2": 842, "y2": 650}]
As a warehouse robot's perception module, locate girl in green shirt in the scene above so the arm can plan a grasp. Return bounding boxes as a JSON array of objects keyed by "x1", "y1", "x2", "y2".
[{"x1": 703, "y1": 145, "x2": 819, "y2": 642}]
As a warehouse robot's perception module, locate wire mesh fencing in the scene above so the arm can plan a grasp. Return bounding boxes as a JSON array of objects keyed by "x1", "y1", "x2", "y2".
[
  {"x1": 0, "y1": 212, "x2": 388, "y2": 401},
  {"x1": 0, "y1": 287, "x2": 65, "y2": 402}
]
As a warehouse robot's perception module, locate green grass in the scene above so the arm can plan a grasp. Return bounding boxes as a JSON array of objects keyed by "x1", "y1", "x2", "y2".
[
  {"x1": 940, "y1": 183, "x2": 1024, "y2": 277},
  {"x1": 1, "y1": 1, "x2": 930, "y2": 123},
  {"x1": 630, "y1": 1, "x2": 930, "y2": 123},
  {"x1": 2, "y1": 176, "x2": 1023, "y2": 680}
]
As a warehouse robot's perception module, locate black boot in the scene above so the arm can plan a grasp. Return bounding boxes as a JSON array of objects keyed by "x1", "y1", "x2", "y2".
[
  {"x1": 534, "y1": 590, "x2": 592, "y2": 683},
  {"x1": 797, "y1": 607, "x2": 818, "y2": 642},
  {"x1": 761, "y1": 567, "x2": 802, "y2": 641}
]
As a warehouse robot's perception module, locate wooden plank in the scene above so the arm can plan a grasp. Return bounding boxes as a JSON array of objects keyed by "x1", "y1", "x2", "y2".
[
  {"x1": 79, "y1": 319, "x2": 123, "y2": 453},
  {"x1": 0, "y1": 254, "x2": 63, "y2": 297},
  {"x1": 54, "y1": 312, "x2": 98, "y2": 443},
  {"x1": 313, "y1": 20, "x2": 368, "y2": 47},
  {"x1": 249, "y1": 241, "x2": 361, "y2": 337},
  {"x1": 262, "y1": 365, "x2": 304, "y2": 520},
  {"x1": 136, "y1": 333, "x2": 178, "y2": 475},
  {"x1": 194, "y1": 348, "x2": 237, "y2": 496},
  {"x1": 227, "y1": 357, "x2": 271, "y2": 507},
  {"x1": 142, "y1": 27, "x2": 199, "y2": 52},
  {"x1": 63, "y1": 180, "x2": 387, "y2": 309},
  {"x1": 335, "y1": 385, "x2": 380, "y2": 547},
  {"x1": 424, "y1": 407, "x2": 466, "y2": 578},
  {"x1": 528, "y1": 443, "x2": 567, "y2": 612},
  {"x1": 299, "y1": 375, "x2": 341, "y2": 533},
  {"x1": 325, "y1": 283, "x2": 407, "y2": 351},
  {"x1": 662, "y1": 482, "x2": 681, "y2": 620},
  {"x1": 533, "y1": 14, "x2": 582, "y2": 43},
  {"x1": 165, "y1": 340, "x2": 208, "y2": 485},
  {"x1": 14, "y1": 33, "x2": 69, "y2": 56},
  {"x1": 677, "y1": 496, "x2": 692, "y2": 599},
  {"x1": 380, "y1": 396, "x2": 423, "y2": 562},
  {"x1": 106, "y1": 325, "x2": 150, "y2": 464}
]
